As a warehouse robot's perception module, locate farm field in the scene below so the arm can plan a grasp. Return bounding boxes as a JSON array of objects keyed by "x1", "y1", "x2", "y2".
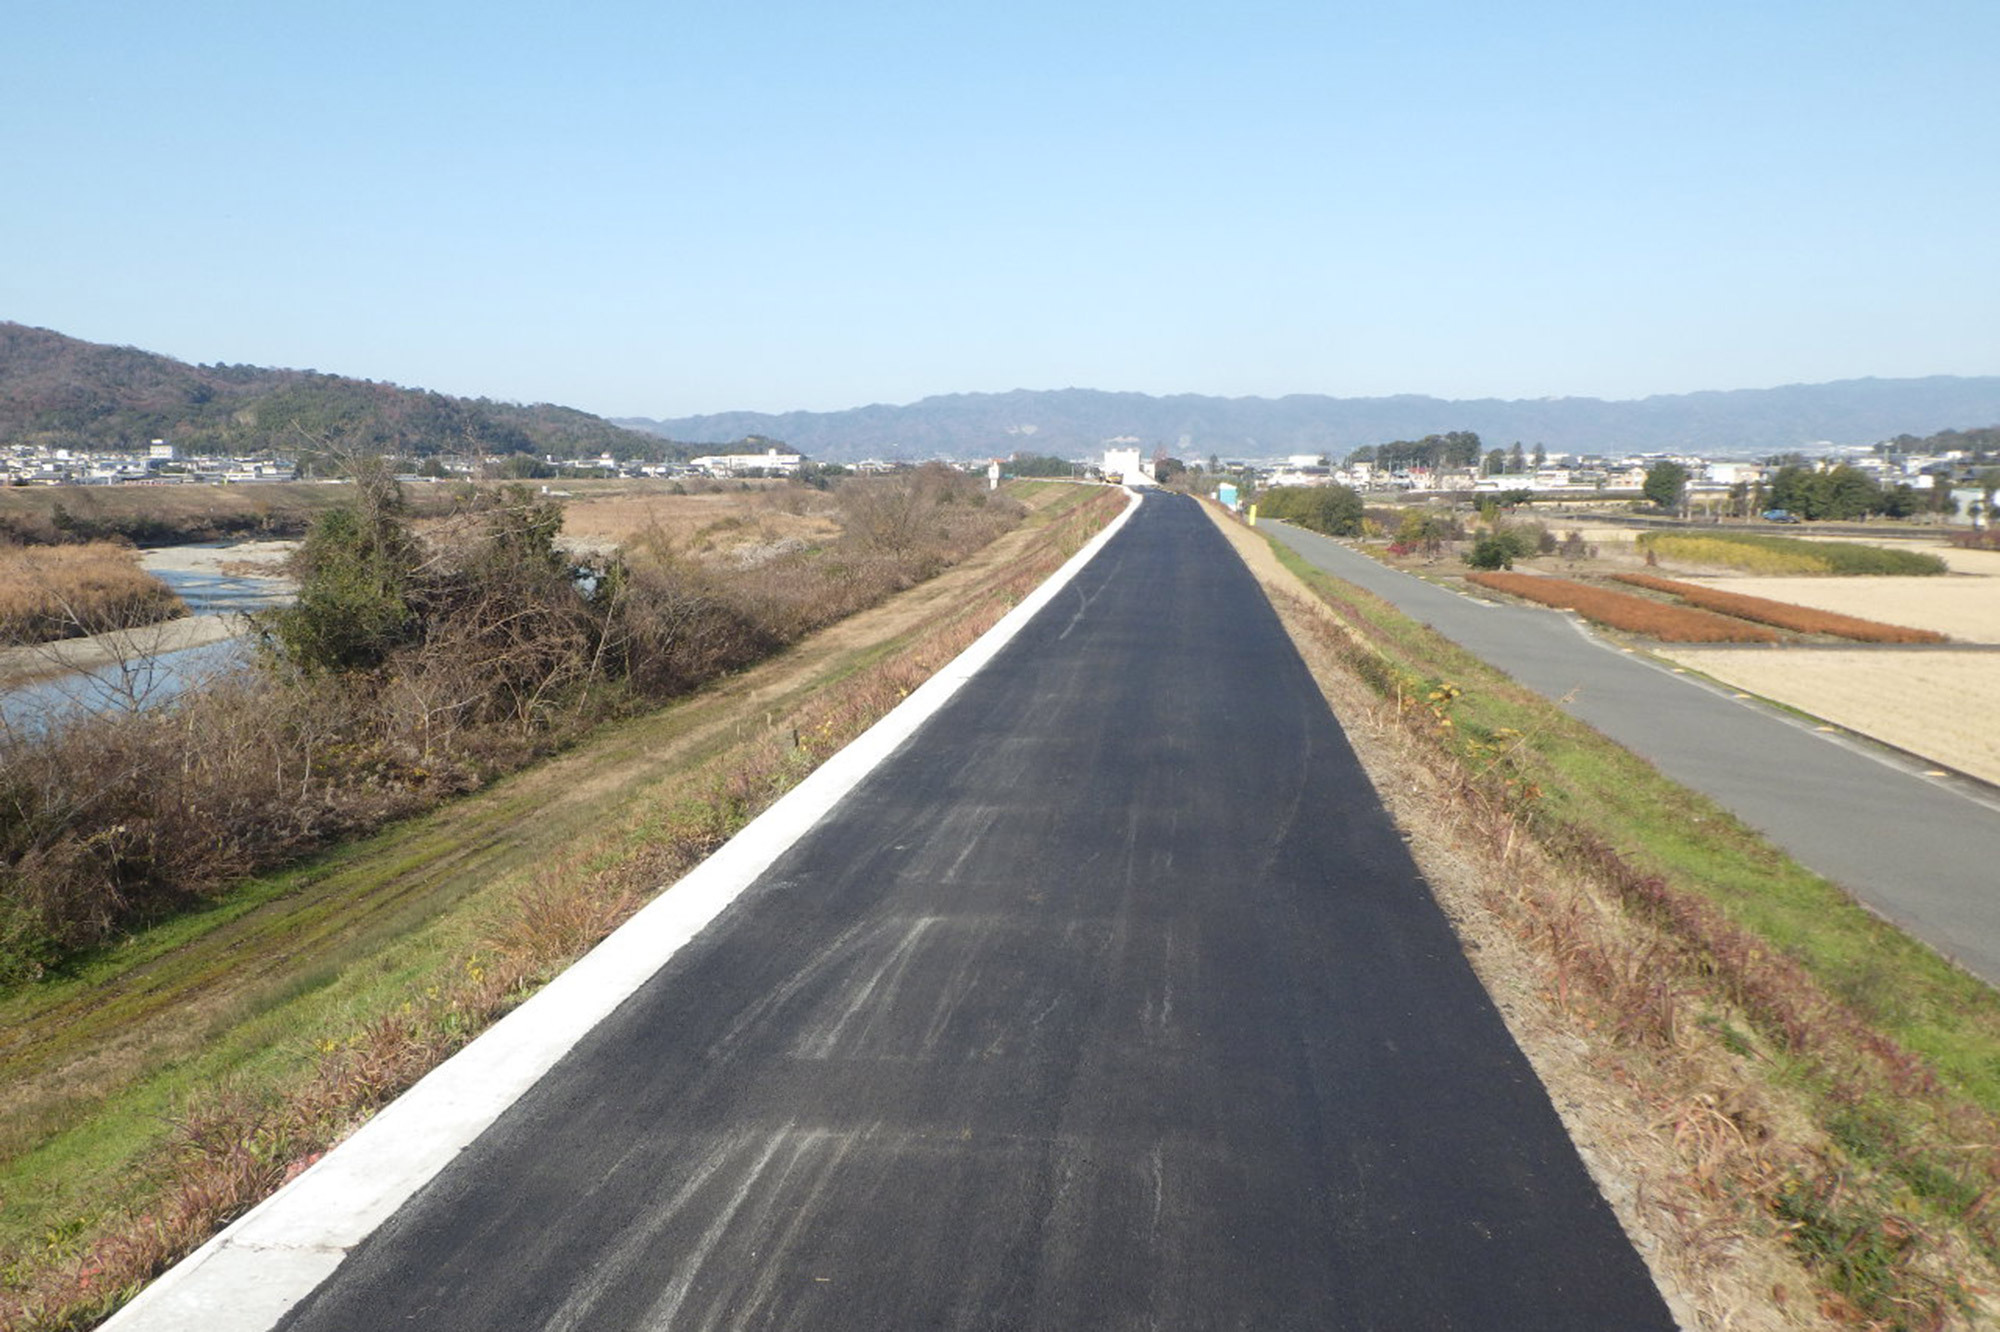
[
  {"x1": 1654, "y1": 646, "x2": 2000, "y2": 786},
  {"x1": 1674, "y1": 574, "x2": 2000, "y2": 643}
]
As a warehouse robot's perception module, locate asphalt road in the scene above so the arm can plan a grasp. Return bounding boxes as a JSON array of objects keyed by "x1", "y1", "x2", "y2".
[
  {"x1": 1264, "y1": 521, "x2": 2000, "y2": 987},
  {"x1": 272, "y1": 493, "x2": 1673, "y2": 1331}
]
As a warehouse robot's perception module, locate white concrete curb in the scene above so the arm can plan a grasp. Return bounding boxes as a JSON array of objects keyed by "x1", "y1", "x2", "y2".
[{"x1": 104, "y1": 487, "x2": 1143, "y2": 1331}]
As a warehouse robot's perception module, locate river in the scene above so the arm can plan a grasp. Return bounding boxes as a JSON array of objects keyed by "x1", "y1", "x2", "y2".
[{"x1": 0, "y1": 544, "x2": 296, "y2": 734}]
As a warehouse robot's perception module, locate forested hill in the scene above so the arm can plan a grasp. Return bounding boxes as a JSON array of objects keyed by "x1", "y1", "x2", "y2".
[
  {"x1": 619, "y1": 378, "x2": 2000, "y2": 462},
  {"x1": 0, "y1": 323, "x2": 690, "y2": 462}
]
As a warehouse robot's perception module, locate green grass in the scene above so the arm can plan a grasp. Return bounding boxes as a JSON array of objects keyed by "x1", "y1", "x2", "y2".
[{"x1": 1637, "y1": 529, "x2": 1948, "y2": 575}]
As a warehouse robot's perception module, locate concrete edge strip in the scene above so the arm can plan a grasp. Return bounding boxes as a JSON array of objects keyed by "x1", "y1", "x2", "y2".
[{"x1": 106, "y1": 486, "x2": 1144, "y2": 1331}]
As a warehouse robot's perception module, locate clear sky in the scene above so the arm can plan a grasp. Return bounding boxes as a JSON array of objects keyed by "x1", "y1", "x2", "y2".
[{"x1": 6, "y1": 0, "x2": 1996, "y2": 418}]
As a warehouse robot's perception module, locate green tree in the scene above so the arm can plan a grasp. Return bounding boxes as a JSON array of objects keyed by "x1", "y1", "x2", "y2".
[
  {"x1": 1817, "y1": 464, "x2": 1884, "y2": 520},
  {"x1": 493, "y1": 453, "x2": 555, "y2": 480},
  {"x1": 1643, "y1": 461, "x2": 1690, "y2": 510},
  {"x1": 260, "y1": 463, "x2": 419, "y2": 674},
  {"x1": 1260, "y1": 484, "x2": 1364, "y2": 536},
  {"x1": 1006, "y1": 452, "x2": 1077, "y2": 478}
]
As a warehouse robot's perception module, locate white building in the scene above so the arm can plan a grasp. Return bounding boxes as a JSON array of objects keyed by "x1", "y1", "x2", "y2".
[
  {"x1": 689, "y1": 448, "x2": 804, "y2": 478},
  {"x1": 1102, "y1": 446, "x2": 1146, "y2": 483}
]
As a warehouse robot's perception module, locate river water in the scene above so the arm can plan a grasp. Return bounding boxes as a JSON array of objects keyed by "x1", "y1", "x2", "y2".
[{"x1": 0, "y1": 548, "x2": 295, "y2": 734}]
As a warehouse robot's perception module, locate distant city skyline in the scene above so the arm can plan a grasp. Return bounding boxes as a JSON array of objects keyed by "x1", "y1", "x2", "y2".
[{"x1": 7, "y1": 1, "x2": 1995, "y2": 420}]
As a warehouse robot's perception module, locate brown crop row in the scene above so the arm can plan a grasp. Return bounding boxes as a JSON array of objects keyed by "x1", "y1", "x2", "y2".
[
  {"x1": 1610, "y1": 573, "x2": 1947, "y2": 644},
  {"x1": 1464, "y1": 571, "x2": 1779, "y2": 643}
]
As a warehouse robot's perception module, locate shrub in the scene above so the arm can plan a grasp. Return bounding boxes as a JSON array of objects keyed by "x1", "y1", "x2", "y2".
[{"x1": 1463, "y1": 525, "x2": 1542, "y2": 570}]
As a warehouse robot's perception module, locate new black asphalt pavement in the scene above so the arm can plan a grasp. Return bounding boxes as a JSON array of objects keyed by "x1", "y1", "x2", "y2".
[
  {"x1": 1264, "y1": 520, "x2": 2000, "y2": 987},
  {"x1": 275, "y1": 493, "x2": 1674, "y2": 1331}
]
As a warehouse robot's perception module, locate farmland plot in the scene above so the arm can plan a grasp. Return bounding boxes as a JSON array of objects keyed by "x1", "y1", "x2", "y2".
[
  {"x1": 1654, "y1": 646, "x2": 2000, "y2": 786},
  {"x1": 1675, "y1": 575, "x2": 2000, "y2": 643}
]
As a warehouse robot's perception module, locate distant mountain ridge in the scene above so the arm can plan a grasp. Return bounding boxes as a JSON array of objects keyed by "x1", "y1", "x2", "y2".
[
  {"x1": 0, "y1": 322, "x2": 688, "y2": 462},
  {"x1": 620, "y1": 378, "x2": 2000, "y2": 462}
]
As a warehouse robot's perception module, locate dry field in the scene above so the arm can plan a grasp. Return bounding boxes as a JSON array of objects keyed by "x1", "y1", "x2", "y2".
[
  {"x1": 1656, "y1": 646, "x2": 2000, "y2": 786},
  {"x1": 537, "y1": 487, "x2": 843, "y2": 564},
  {"x1": 1674, "y1": 574, "x2": 2000, "y2": 644}
]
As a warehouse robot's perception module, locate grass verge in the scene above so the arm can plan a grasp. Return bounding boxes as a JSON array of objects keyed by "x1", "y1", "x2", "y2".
[
  {"x1": 1239, "y1": 516, "x2": 2000, "y2": 1329},
  {"x1": 0, "y1": 483, "x2": 1124, "y2": 1331}
]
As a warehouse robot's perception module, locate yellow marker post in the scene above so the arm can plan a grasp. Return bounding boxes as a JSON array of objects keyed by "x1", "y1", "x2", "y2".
[{"x1": 1247, "y1": 503, "x2": 1258, "y2": 526}]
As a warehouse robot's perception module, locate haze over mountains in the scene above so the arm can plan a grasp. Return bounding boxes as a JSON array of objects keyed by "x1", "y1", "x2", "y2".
[
  {"x1": 619, "y1": 378, "x2": 2000, "y2": 462},
  {"x1": 5, "y1": 321, "x2": 1998, "y2": 464}
]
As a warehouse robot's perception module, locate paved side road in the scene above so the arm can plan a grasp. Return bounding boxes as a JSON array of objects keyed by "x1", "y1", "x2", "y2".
[
  {"x1": 1264, "y1": 520, "x2": 2000, "y2": 987},
  {"x1": 263, "y1": 494, "x2": 1674, "y2": 1331}
]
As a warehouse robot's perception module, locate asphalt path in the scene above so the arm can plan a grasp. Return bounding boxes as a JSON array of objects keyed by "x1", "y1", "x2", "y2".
[
  {"x1": 270, "y1": 493, "x2": 1673, "y2": 1331},
  {"x1": 1263, "y1": 520, "x2": 2000, "y2": 987}
]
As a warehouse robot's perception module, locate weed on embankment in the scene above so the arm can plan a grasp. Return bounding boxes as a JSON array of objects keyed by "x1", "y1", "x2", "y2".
[{"x1": 1259, "y1": 529, "x2": 2000, "y2": 1329}]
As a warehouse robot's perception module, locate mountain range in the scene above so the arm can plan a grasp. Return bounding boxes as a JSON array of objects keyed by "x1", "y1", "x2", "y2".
[
  {"x1": 0, "y1": 322, "x2": 687, "y2": 462},
  {"x1": 619, "y1": 378, "x2": 2000, "y2": 462},
  {"x1": 5, "y1": 321, "x2": 1996, "y2": 465}
]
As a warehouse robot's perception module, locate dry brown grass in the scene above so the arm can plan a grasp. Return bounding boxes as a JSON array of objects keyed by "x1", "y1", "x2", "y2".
[
  {"x1": 554, "y1": 487, "x2": 842, "y2": 562},
  {"x1": 1465, "y1": 570, "x2": 1782, "y2": 642},
  {"x1": 0, "y1": 544, "x2": 184, "y2": 644},
  {"x1": 1611, "y1": 572, "x2": 1948, "y2": 643}
]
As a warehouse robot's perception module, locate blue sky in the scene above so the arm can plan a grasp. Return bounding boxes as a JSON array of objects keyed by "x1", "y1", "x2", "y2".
[{"x1": 5, "y1": 0, "x2": 1995, "y2": 417}]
